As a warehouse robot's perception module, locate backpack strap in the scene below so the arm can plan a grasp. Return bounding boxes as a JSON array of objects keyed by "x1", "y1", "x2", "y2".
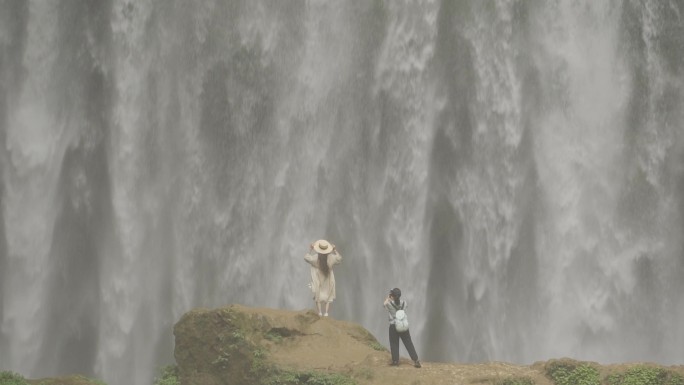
[{"x1": 390, "y1": 301, "x2": 405, "y2": 311}]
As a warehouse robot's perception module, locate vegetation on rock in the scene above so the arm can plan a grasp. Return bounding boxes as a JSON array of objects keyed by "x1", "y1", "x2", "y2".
[
  {"x1": 0, "y1": 372, "x2": 28, "y2": 385},
  {"x1": 606, "y1": 366, "x2": 684, "y2": 385},
  {"x1": 6, "y1": 306, "x2": 684, "y2": 385},
  {"x1": 498, "y1": 378, "x2": 535, "y2": 385},
  {"x1": 546, "y1": 360, "x2": 601, "y2": 385},
  {"x1": 544, "y1": 360, "x2": 684, "y2": 385},
  {"x1": 152, "y1": 365, "x2": 179, "y2": 385}
]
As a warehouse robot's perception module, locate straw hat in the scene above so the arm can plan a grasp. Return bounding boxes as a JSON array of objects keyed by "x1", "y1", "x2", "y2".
[{"x1": 313, "y1": 239, "x2": 334, "y2": 254}]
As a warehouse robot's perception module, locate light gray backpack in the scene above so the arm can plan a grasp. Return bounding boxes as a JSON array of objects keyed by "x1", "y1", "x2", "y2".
[{"x1": 392, "y1": 302, "x2": 409, "y2": 332}]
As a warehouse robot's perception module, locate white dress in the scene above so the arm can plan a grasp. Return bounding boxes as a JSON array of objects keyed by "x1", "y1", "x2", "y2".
[{"x1": 304, "y1": 250, "x2": 342, "y2": 303}]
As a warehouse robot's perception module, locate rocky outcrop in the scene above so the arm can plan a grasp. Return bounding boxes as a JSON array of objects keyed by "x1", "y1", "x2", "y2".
[
  {"x1": 172, "y1": 304, "x2": 548, "y2": 385},
  {"x1": 173, "y1": 304, "x2": 684, "y2": 385},
  {"x1": 25, "y1": 375, "x2": 104, "y2": 385},
  {"x1": 9, "y1": 304, "x2": 684, "y2": 385},
  {"x1": 173, "y1": 304, "x2": 390, "y2": 385}
]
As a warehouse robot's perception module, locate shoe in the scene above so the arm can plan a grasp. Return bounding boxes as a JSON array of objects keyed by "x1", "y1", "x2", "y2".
[
  {"x1": 391, "y1": 361, "x2": 399, "y2": 366},
  {"x1": 414, "y1": 360, "x2": 421, "y2": 368},
  {"x1": 318, "y1": 312, "x2": 323, "y2": 316},
  {"x1": 324, "y1": 313, "x2": 329, "y2": 317}
]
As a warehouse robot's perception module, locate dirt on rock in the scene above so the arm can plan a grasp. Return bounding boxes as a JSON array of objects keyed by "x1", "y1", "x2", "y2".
[
  {"x1": 26, "y1": 375, "x2": 104, "y2": 385},
  {"x1": 172, "y1": 304, "x2": 684, "y2": 385}
]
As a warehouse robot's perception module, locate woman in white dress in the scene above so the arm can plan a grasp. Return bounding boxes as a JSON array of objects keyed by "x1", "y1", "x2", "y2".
[{"x1": 304, "y1": 239, "x2": 342, "y2": 317}]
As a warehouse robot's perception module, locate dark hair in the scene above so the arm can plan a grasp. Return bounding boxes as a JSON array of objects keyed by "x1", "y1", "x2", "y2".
[
  {"x1": 390, "y1": 288, "x2": 401, "y2": 306},
  {"x1": 318, "y1": 254, "x2": 330, "y2": 277}
]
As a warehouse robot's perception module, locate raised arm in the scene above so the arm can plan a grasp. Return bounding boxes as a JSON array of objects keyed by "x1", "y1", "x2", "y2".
[
  {"x1": 329, "y1": 249, "x2": 342, "y2": 266},
  {"x1": 303, "y1": 250, "x2": 317, "y2": 265},
  {"x1": 304, "y1": 242, "x2": 318, "y2": 265}
]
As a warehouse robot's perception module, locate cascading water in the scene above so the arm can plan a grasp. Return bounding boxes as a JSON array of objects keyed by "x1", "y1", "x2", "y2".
[{"x1": 1, "y1": 1, "x2": 683, "y2": 384}]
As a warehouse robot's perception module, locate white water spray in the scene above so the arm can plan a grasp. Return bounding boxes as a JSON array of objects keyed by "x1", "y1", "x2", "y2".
[{"x1": 1, "y1": 1, "x2": 683, "y2": 385}]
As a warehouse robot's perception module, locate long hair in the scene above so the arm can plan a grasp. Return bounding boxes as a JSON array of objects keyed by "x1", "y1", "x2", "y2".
[{"x1": 317, "y1": 253, "x2": 330, "y2": 277}]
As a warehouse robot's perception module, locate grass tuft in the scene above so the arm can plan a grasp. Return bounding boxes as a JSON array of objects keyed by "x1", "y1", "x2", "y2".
[
  {"x1": 0, "y1": 372, "x2": 28, "y2": 385},
  {"x1": 607, "y1": 366, "x2": 684, "y2": 385},
  {"x1": 546, "y1": 361, "x2": 600, "y2": 385},
  {"x1": 153, "y1": 365, "x2": 179, "y2": 385}
]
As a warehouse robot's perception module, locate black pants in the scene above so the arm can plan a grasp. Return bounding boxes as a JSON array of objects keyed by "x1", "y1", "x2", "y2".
[{"x1": 389, "y1": 324, "x2": 419, "y2": 363}]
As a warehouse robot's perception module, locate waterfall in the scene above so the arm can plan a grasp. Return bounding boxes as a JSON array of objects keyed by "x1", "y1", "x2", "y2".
[{"x1": 1, "y1": 1, "x2": 683, "y2": 385}]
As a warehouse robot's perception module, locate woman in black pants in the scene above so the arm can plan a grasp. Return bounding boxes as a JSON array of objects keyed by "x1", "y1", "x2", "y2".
[{"x1": 383, "y1": 288, "x2": 421, "y2": 368}]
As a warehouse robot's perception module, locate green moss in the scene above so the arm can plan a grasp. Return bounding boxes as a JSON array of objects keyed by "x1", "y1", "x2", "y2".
[
  {"x1": 369, "y1": 341, "x2": 387, "y2": 351},
  {"x1": 232, "y1": 330, "x2": 246, "y2": 341},
  {"x1": 671, "y1": 373, "x2": 684, "y2": 385},
  {"x1": 355, "y1": 367, "x2": 374, "y2": 381},
  {"x1": 265, "y1": 331, "x2": 284, "y2": 343},
  {"x1": 497, "y1": 377, "x2": 535, "y2": 385},
  {"x1": 82, "y1": 377, "x2": 107, "y2": 385},
  {"x1": 546, "y1": 361, "x2": 600, "y2": 385},
  {"x1": 607, "y1": 366, "x2": 684, "y2": 385},
  {"x1": 226, "y1": 333, "x2": 355, "y2": 385},
  {"x1": 0, "y1": 372, "x2": 28, "y2": 385},
  {"x1": 153, "y1": 365, "x2": 179, "y2": 385},
  {"x1": 262, "y1": 370, "x2": 356, "y2": 385},
  {"x1": 212, "y1": 327, "x2": 249, "y2": 369},
  {"x1": 211, "y1": 351, "x2": 231, "y2": 368},
  {"x1": 250, "y1": 347, "x2": 271, "y2": 375}
]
